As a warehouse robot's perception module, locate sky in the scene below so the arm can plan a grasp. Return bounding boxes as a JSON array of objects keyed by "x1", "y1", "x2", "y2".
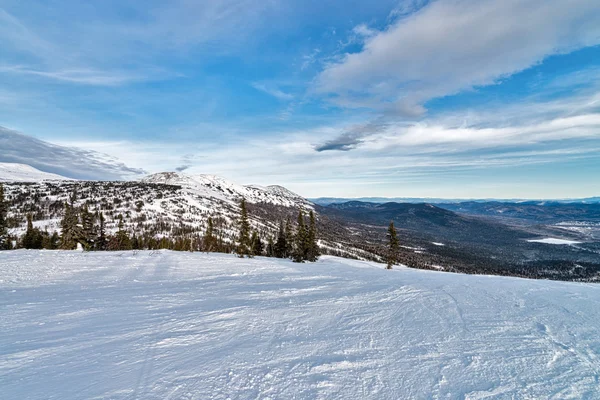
[{"x1": 1, "y1": 0, "x2": 600, "y2": 199}]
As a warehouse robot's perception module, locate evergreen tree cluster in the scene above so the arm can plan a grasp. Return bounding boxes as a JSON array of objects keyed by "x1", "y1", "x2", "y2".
[{"x1": 234, "y1": 198, "x2": 320, "y2": 262}]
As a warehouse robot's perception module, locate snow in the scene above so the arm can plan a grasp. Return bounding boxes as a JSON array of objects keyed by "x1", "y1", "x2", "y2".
[
  {"x1": 0, "y1": 162, "x2": 71, "y2": 182},
  {"x1": 431, "y1": 242, "x2": 445, "y2": 246},
  {"x1": 1, "y1": 251, "x2": 599, "y2": 399},
  {"x1": 527, "y1": 238, "x2": 582, "y2": 245},
  {"x1": 141, "y1": 172, "x2": 313, "y2": 209}
]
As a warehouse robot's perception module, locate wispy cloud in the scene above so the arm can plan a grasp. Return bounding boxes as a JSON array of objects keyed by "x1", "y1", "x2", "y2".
[{"x1": 251, "y1": 82, "x2": 293, "y2": 101}]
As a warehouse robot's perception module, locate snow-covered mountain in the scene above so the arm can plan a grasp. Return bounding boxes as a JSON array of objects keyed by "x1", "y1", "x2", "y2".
[
  {"x1": 4, "y1": 172, "x2": 375, "y2": 258},
  {"x1": 141, "y1": 172, "x2": 313, "y2": 209},
  {"x1": 0, "y1": 162, "x2": 72, "y2": 182}
]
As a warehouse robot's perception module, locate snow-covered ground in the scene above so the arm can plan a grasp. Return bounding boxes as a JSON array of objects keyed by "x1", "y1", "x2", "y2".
[
  {"x1": 527, "y1": 238, "x2": 582, "y2": 245},
  {"x1": 1, "y1": 251, "x2": 599, "y2": 399}
]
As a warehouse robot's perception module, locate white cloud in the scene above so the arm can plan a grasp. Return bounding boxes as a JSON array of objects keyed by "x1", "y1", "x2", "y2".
[{"x1": 315, "y1": 0, "x2": 600, "y2": 115}]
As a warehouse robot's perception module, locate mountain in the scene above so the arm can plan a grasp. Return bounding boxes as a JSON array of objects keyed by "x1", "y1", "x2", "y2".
[
  {"x1": 0, "y1": 162, "x2": 72, "y2": 182},
  {"x1": 318, "y1": 201, "x2": 600, "y2": 280},
  {"x1": 141, "y1": 172, "x2": 313, "y2": 209},
  {"x1": 438, "y1": 201, "x2": 600, "y2": 223},
  {"x1": 312, "y1": 196, "x2": 600, "y2": 206}
]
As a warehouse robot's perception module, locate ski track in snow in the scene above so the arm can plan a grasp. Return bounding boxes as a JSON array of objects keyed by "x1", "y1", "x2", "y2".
[{"x1": 1, "y1": 251, "x2": 599, "y2": 399}]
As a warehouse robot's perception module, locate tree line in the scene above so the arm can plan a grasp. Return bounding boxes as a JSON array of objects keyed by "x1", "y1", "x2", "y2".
[{"x1": 0, "y1": 184, "x2": 322, "y2": 262}]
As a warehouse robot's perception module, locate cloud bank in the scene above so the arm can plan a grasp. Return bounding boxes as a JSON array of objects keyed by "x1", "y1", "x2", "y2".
[{"x1": 0, "y1": 126, "x2": 146, "y2": 180}]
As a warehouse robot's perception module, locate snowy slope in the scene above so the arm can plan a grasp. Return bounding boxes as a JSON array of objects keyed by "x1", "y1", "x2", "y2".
[
  {"x1": 142, "y1": 172, "x2": 313, "y2": 209},
  {"x1": 0, "y1": 162, "x2": 71, "y2": 182},
  {"x1": 1, "y1": 251, "x2": 599, "y2": 399}
]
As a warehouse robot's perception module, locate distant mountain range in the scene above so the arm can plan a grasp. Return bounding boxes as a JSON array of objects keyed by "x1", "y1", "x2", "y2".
[{"x1": 312, "y1": 196, "x2": 600, "y2": 205}]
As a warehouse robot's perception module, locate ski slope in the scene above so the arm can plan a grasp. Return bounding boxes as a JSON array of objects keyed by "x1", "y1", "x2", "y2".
[{"x1": 1, "y1": 251, "x2": 599, "y2": 399}]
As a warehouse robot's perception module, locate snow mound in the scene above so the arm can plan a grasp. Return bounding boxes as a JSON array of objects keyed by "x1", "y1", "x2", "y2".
[
  {"x1": 1, "y1": 250, "x2": 599, "y2": 399},
  {"x1": 0, "y1": 162, "x2": 72, "y2": 182}
]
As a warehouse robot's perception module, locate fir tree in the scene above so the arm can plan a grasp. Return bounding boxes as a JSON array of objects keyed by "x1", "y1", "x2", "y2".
[
  {"x1": 250, "y1": 230, "x2": 263, "y2": 257},
  {"x1": 236, "y1": 198, "x2": 251, "y2": 257},
  {"x1": 274, "y1": 220, "x2": 287, "y2": 258},
  {"x1": 22, "y1": 214, "x2": 43, "y2": 249},
  {"x1": 293, "y1": 210, "x2": 308, "y2": 262},
  {"x1": 386, "y1": 221, "x2": 399, "y2": 269},
  {"x1": 203, "y1": 217, "x2": 216, "y2": 253},
  {"x1": 306, "y1": 210, "x2": 320, "y2": 262},
  {"x1": 60, "y1": 202, "x2": 81, "y2": 250},
  {"x1": 112, "y1": 216, "x2": 132, "y2": 250},
  {"x1": 0, "y1": 183, "x2": 8, "y2": 250},
  {"x1": 80, "y1": 205, "x2": 95, "y2": 250},
  {"x1": 284, "y1": 218, "x2": 294, "y2": 258},
  {"x1": 266, "y1": 236, "x2": 274, "y2": 257},
  {"x1": 96, "y1": 212, "x2": 107, "y2": 251}
]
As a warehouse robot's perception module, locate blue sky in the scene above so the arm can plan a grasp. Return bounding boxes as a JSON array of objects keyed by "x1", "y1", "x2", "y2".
[{"x1": 1, "y1": 0, "x2": 599, "y2": 198}]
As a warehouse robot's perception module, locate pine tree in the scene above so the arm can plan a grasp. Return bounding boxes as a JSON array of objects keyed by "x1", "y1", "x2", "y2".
[
  {"x1": 60, "y1": 202, "x2": 81, "y2": 250},
  {"x1": 284, "y1": 218, "x2": 294, "y2": 258},
  {"x1": 266, "y1": 236, "x2": 274, "y2": 257},
  {"x1": 293, "y1": 210, "x2": 308, "y2": 262},
  {"x1": 96, "y1": 212, "x2": 107, "y2": 251},
  {"x1": 22, "y1": 214, "x2": 43, "y2": 249},
  {"x1": 306, "y1": 210, "x2": 320, "y2": 262},
  {"x1": 203, "y1": 217, "x2": 216, "y2": 253},
  {"x1": 80, "y1": 205, "x2": 95, "y2": 250},
  {"x1": 274, "y1": 220, "x2": 287, "y2": 258},
  {"x1": 236, "y1": 198, "x2": 251, "y2": 257},
  {"x1": 250, "y1": 230, "x2": 263, "y2": 257},
  {"x1": 386, "y1": 221, "x2": 399, "y2": 269},
  {"x1": 112, "y1": 216, "x2": 132, "y2": 250},
  {"x1": 0, "y1": 183, "x2": 8, "y2": 250}
]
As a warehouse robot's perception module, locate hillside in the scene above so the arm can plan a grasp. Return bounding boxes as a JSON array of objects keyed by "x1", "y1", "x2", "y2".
[
  {"x1": 0, "y1": 162, "x2": 72, "y2": 182},
  {"x1": 1, "y1": 250, "x2": 599, "y2": 399},
  {"x1": 318, "y1": 201, "x2": 600, "y2": 280}
]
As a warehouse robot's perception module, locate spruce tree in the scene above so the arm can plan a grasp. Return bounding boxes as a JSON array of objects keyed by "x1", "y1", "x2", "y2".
[
  {"x1": 274, "y1": 220, "x2": 287, "y2": 258},
  {"x1": 250, "y1": 230, "x2": 263, "y2": 257},
  {"x1": 293, "y1": 210, "x2": 308, "y2": 262},
  {"x1": 113, "y1": 216, "x2": 132, "y2": 250},
  {"x1": 60, "y1": 202, "x2": 81, "y2": 250},
  {"x1": 80, "y1": 205, "x2": 95, "y2": 250},
  {"x1": 306, "y1": 210, "x2": 320, "y2": 262},
  {"x1": 22, "y1": 214, "x2": 43, "y2": 249},
  {"x1": 284, "y1": 218, "x2": 294, "y2": 258},
  {"x1": 0, "y1": 183, "x2": 8, "y2": 249},
  {"x1": 96, "y1": 212, "x2": 107, "y2": 251},
  {"x1": 203, "y1": 217, "x2": 216, "y2": 252},
  {"x1": 266, "y1": 236, "x2": 274, "y2": 257},
  {"x1": 386, "y1": 221, "x2": 399, "y2": 269},
  {"x1": 236, "y1": 198, "x2": 251, "y2": 257}
]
